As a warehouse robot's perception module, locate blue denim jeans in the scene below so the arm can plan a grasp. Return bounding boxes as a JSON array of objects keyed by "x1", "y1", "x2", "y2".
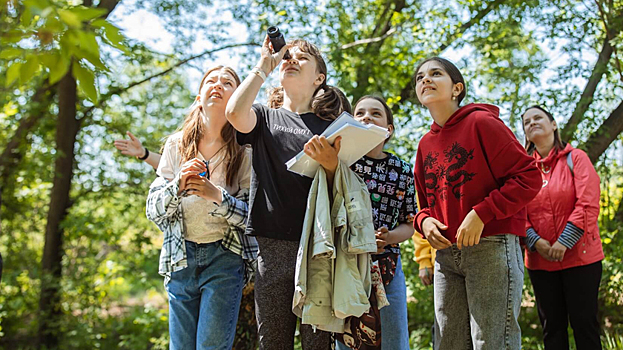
[
  {"x1": 336, "y1": 255, "x2": 410, "y2": 350},
  {"x1": 433, "y1": 234, "x2": 523, "y2": 350},
  {"x1": 380, "y1": 255, "x2": 410, "y2": 350},
  {"x1": 166, "y1": 240, "x2": 245, "y2": 350}
]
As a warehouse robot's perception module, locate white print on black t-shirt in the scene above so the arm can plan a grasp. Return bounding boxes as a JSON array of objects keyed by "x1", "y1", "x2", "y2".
[{"x1": 273, "y1": 124, "x2": 312, "y2": 135}]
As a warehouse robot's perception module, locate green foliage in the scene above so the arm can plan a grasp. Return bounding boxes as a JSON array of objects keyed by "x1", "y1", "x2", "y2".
[
  {"x1": 1, "y1": 0, "x2": 623, "y2": 349},
  {"x1": 1, "y1": 0, "x2": 129, "y2": 102}
]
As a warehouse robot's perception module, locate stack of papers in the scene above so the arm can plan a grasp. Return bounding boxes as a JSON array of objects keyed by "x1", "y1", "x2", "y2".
[{"x1": 286, "y1": 111, "x2": 390, "y2": 178}]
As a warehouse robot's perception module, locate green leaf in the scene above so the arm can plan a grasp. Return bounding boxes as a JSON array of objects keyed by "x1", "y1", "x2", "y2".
[
  {"x1": 20, "y1": 55, "x2": 40, "y2": 85},
  {"x1": 0, "y1": 48, "x2": 22, "y2": 60},
  {"x1": 23, "y1": 0, "x2": 51, "y2": 12},
  {"x1": 42, "y1": 16, "x2": 64, "y2": 33},
  {"x1": 70, "y1": 6, "x2": 107, "y2": 22},
  {"x1": 72, "y1": 62, "x2": 98, "y2": 103},
  {"x1": 6, "y1": 61, "x2": 22, "y2": 87},
  {"x1": 39, "y1": 52, "x2": 59, "y2": 69},
  {"x1": 1, "y1": 30, "x2": 27, "y2": 44},
  {"x1": 77, "y1": 31, "x2": 100, "y2": 58},
  {"x1": 98, "y1": 22, "x2": 128, "y2": 53},
  {"x1": 49, "y1": 56, "x2": 69, "y2": 84},
  {"x1": 277, "y1": 10, "x2": 287, "y2": 16},
  {"x1": 90, "y1": 19, "x2": 108, "y2": 28},
  {"x1": 20, "y1": 7, "x2": 34, "y2": 26},
  {"x1": 58, "y1": 9, "x2": 81, "y2": 27}
]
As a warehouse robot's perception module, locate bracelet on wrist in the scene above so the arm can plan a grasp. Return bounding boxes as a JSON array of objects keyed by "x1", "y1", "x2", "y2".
[
  {"x1": 250, "y1": 67, "x2": 267, "y2": 82},
  {"x1": 138, "y1": 147, "x2": 149, "y2": 160}
]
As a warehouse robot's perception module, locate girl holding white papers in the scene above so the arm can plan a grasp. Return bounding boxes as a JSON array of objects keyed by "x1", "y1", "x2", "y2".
[
  {"x1": 412, "y1": 57, "x2": 542, "y2": 350},
  {"x1": 225, "y1": 37, "x2": 351, "y2": 350},
  {"x1": 335, "y1": 95, "x2": 416, "y2": 350}
]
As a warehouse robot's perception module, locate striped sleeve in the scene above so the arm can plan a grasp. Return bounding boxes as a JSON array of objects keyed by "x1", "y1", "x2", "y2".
[
  {"x1": 525, "y1": 227, "x2": 541, "y2": 252},
  {"x1": 557, "y1": 222, "x2": 584, "y2": 249}
]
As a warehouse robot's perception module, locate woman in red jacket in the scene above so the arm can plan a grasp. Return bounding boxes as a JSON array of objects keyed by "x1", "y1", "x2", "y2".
[{"x1": 522, "y1": 105, "x2": 604, "y2": 350}]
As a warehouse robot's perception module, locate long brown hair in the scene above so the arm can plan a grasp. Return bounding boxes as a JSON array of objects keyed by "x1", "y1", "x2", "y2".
[
  {"x1": 178, "y1": 66, "x2": 244, "y2": 187},
  {"x1": 267, "y1": 39, "x2": 352, "y2": 120},
  {"x1": 521, "y1": 105, "x2": 565, "y2": 156}
]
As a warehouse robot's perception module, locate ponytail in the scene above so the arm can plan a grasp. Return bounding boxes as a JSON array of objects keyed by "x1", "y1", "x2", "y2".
[{"x1": 312, "y1": 84, "x2": 352, "y2": 121}]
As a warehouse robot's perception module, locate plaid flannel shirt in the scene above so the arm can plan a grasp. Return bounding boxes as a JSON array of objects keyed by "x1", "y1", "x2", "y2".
[{"x1": 146, "y1": 174, "x2": 257, "y2": 285}]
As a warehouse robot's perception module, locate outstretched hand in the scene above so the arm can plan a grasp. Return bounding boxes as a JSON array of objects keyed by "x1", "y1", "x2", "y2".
[{"x1": 114, "y1": 131, "x2": 145, "y2": 158}]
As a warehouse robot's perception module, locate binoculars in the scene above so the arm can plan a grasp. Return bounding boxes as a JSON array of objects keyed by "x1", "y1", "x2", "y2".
[{"x1": 267, "y1": 26, "x2": 291, "y2": 60}]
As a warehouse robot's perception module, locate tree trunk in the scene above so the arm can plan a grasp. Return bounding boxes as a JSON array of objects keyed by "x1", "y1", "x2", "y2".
[
  {"x1": 351, "y1": 0, "x2": 406, "y2": 100},
  {"x1": 582, "y1": 100, "x2": 623, "y2": 163},
  {"x1": 0, "y1": 85, "x2": 54, "y2": 219},
  {"x1": 37, "y1": 70, "x2": 80, "y2": 350}
]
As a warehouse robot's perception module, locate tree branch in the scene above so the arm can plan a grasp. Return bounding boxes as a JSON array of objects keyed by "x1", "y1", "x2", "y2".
[
  {"x1": 350, "y1": 0, "x2": 407, "y2": 100},
  {"x1": 97, "y1": 0, "x2": 120, "y2": 16},
  {"x1": 560, "y1": 32, "x2": 616, "y2": 141},
  {"x1": 79, "y1": 41, "x2": 259, "y2": 122},
  {"x1": 582, "y1": 99, "x2": 623, "y2": 163},
  {"x1": 0, "y1": 83, "x2": 56, "y2": 184},
  {"x1": 394, "y1": 0, "x2": 505, "y2": 109},
  {"x1": 341, "y1": 27, "x2": 397, "y2": 50}
]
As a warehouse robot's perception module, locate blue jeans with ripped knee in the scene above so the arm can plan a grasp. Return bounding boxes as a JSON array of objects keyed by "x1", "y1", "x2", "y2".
[{"x1": 433, "y1": 234, "x2": 524, "y2": 350}]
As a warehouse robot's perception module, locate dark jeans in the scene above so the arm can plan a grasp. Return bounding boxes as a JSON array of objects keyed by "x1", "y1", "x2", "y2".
[
  {"x1": 528, "y1": 261, "x2": 603, "y2": 350},
  {"x1": 254, "y1": 236, "x2": 332, "y2": 350}
]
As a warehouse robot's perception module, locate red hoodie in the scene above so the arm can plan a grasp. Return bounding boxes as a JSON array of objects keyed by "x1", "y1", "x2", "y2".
[{"x1": 414, "y1": 104, "x2": 542, "y2": 242}]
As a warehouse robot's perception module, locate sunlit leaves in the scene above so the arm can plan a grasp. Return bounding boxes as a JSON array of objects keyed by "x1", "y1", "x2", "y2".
[
  {"x1": 72, "y1": 62, "x2": 98, "y2": 103},
  {"x1": 2, "y1": 1, "x2": 129, "y2": 101}
]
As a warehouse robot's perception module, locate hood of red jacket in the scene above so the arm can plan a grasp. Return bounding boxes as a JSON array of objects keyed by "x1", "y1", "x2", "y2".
[
  {"x1": 430, "y1": 103, "x2": 500, "y2": 134},
  {"x1": 534, "y1": 143, "x2": 573, "y2": 169}
]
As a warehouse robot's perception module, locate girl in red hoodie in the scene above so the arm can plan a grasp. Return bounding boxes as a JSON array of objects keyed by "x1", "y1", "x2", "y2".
[
  {"x1": 522, "y1": 105, "x2": 603, "y2": 350},
  {"x1": 412, "y1": 57, "x2": 542, "y2": 350}
]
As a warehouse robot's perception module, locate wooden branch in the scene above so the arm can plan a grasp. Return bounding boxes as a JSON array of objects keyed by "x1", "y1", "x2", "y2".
[
  {"x1": 582, "y1": 99, "x2": 623, "y2": 163},
  {"x1": 394, "y1": 0, "x2": 505, "y2": 109},
  {"x1": 78, "y1": 41, "x2": 259, "y2": 122},
  {"x1": 350, "y1": 0, "x2": 407, "y2": 99},
  {"x1": 341, "y1": 27, "x2": 397, "y2": 50},
  {"x1": 0, "y1": 83, "x2": 55, "y2": 183},
  {"x1": 560, "y1": 33, "x2": 615, "y2": 141}
]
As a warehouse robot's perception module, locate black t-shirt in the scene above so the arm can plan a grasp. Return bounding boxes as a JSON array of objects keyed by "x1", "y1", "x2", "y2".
[{"x1": 237, "y1": 104, "x2": 332, "y2": 241}]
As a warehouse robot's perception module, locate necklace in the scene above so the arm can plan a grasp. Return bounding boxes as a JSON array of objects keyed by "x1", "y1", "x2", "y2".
[
  {"x1": 540, "y1": 162, "x2": 551, "y2": 174},
  {"x1": 202, "y1": 143, "x2": 227, "y2": 180}
]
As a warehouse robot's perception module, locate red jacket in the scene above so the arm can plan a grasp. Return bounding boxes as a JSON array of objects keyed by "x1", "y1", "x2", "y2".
[
  {"x1": 525, "y1": 144, "x2": 604, "y2": 271},
  {"x1": 414, "y1": 104, "x2": 542, "y2": 242}
]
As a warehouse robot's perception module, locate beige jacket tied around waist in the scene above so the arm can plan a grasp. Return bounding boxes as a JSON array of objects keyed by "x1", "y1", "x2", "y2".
[{"x1": 293, "y1": 161, "x2": 377, "y2": 333}]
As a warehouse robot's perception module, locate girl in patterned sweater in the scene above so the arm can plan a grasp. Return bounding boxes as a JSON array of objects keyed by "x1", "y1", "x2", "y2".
[{"x1": 337, "y1": 95, "x2": 417, "y2": 350}]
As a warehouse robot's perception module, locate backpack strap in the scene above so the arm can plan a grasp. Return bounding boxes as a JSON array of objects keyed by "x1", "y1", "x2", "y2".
[{"x1": 567, "y1": 151, "x2": 574, "y2": 176}]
